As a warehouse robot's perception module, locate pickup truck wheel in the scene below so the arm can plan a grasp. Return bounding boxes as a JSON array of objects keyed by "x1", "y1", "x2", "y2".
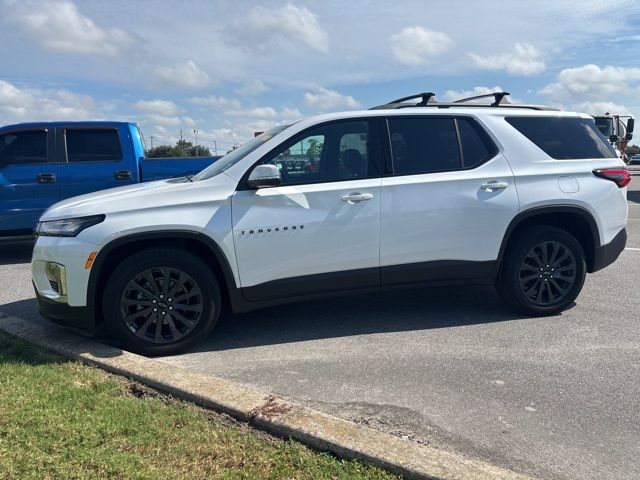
[
  {"x1": 103, "y1": 248, "x2": 220, "y2": 356},
  {"x1": 499, "y1": 225, "x2": 586, "y2": 315}
]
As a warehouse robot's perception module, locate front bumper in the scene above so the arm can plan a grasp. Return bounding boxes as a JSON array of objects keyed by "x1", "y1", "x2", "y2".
[
  {"x1": 32, "y1": 235, "x2": 98, "y2": 329},
  {"x1": 591, "y1": 228, "x2": 627, "y2": 272},
  {"x1": 34, "y1": 282, "x2": 94, "y2": 329}
]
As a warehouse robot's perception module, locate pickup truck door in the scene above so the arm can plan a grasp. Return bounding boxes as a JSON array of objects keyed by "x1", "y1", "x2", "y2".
[
  {"x1": 56, "y1": 126, "x2": 139, "y2": 199},
  {"x1": 0, "y1": 128, "x2": 59, "y2": 235}
]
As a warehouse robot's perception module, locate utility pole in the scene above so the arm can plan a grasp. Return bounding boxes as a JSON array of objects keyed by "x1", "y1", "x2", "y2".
[
  {"x1": 193, "y1": 129, "x2": 199, "y2": 157},
  {"x1": 212, "y1": 139, "x2": 217, "y2": 156},
  {"x1": 149, "y1": 136, "x2": 155, "y2": 149},
  {"x1": 179, "y1": 130, "x2": 184, "y2": 156}
]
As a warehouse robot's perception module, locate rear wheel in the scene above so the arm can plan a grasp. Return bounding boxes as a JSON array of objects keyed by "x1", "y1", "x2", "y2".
[
  {"x1": 499, "y1": 225, "x2": 586, "y2": 315},
  {"x1": 103, "y1": 248, "x2": 220, "y2": 356}
]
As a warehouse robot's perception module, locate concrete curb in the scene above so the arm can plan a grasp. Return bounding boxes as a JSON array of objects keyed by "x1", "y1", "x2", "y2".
[{"x1": 0, "y1": 313, "x2": 533, "y2": 480}]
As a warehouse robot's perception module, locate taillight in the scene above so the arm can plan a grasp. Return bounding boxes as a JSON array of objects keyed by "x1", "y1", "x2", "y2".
[{"x1": 593, "y1": 168, "x2": 631, "y2": 188}]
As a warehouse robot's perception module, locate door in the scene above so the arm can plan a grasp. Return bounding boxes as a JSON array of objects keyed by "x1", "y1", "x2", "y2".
[
  {"x1": 380, "y1": 115, "x2": 519, "y2": 284},
  {"x1": 0, "y1": 128, "x2": 59, "y2": 234},
  {"x1": 232, "y1": 119, "x2": 383, "y2": 301},
  {"x1": 56, "y1": 126, "x2": 138, "y2": 199}
]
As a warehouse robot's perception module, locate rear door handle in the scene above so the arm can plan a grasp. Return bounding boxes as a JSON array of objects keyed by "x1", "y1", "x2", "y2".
[
  {"x1": 341, "y1": 192, "x2": 374, "y2": 203},
  {"x1": 115, "y1": 170, "x2": 132, "y2": 180},
  {"x1": 37, "y1": 173, "x2": 56, "y2": 184},
  {"x1": 481, "y1": 181, "x2": 509, "y2": 192}
]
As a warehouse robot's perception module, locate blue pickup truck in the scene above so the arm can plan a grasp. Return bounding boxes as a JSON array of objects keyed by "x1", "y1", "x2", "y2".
[{"x1": 0, "y1": 121, "x2": 219, "y2": 236}]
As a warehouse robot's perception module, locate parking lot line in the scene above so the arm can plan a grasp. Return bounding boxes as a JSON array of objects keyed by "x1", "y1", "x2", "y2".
[{"x1": 625, "y1": 247, "x2": 640, "y2": 251}]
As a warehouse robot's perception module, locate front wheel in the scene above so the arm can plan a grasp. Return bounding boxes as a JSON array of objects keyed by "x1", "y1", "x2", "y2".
[
  {"x1": 499, "y1": 226, "x2": 586, "y2": 315},
  {"x1": 103, "y1": 248, "x2": 221, "y2": 356}
]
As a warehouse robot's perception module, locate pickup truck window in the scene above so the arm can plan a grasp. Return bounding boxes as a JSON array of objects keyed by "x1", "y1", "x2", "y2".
[
  {"x1": 65, "y1": 129, "x2": 122, "y2": 162},
  {"x1": 193, "y1": 124, "x2": 290, "y2": 181},
  {"x1": 0, "y1": 130, "x2": 47, "y2": 169}
]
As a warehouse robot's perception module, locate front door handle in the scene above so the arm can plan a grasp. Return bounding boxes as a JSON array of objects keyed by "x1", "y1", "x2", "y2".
[
  {"x1": 37, "y1": 173, "x2": 56, "y2": 184},
  {"x1": 481, "y1": 181, "x2": 509, "y2": 192},
  {"x1": 115, "y1": 170, "x2": 132, "y2": 180},
  {"x1": 341, "y1": 192, "x2": 374, "y2": 203}
]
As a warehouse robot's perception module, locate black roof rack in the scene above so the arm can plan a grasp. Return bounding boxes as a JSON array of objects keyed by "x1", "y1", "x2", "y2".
[
  {"x1": 453, "y1": 91, "x2": 510, "y2": 106},
  {"x1": 369, "y1": 92, "x2": 437, "y2": 110},
  {"x1": 370, "y1": 90, "x2": 558, "y2": 111}
]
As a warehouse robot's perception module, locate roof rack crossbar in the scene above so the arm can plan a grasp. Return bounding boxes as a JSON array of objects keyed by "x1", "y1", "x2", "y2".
[
  {"x1": 453, "y1": 91, "x2": 510, "y2": 106},
  {"x1": 388, "y1": 92, "x2": 437, "y2": 106},
  {"x1": 369, "y1": 91, "x2": 437, "y2": 110}
]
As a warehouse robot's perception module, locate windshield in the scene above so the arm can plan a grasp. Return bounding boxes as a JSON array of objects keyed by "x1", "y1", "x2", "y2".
[{"x1": 192, "y1": 125, "x2": 290, "y2": 181}]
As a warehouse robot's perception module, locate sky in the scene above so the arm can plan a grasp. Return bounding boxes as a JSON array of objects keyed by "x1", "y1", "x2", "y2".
[{"x1": 1, "y1": 0, "x2": 640, "y2": 153}]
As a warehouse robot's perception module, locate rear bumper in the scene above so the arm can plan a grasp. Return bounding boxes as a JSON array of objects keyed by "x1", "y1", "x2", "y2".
[
  {"x1": 591, "y1": 228, "x2": 627, "y2": 272},
  {"x1": 34, "y1": 282, "x2": 94, "y2": 330}
]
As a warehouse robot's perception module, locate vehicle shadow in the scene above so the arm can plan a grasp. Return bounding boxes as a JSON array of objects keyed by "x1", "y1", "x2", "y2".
[
  {"x1": 2, "y1": 285, "x2": 534, "y2": 354},
  {"x1": 192, "y1": 285, "x2": 530, "y2": 352},
  {"x1": 0, "y1": 239, "x2": 33, "y2": 266}
]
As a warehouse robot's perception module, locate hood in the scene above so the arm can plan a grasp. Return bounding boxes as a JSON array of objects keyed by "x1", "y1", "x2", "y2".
[{"x1": 41, "y1": 174, "x2": 237, "y2": 221}]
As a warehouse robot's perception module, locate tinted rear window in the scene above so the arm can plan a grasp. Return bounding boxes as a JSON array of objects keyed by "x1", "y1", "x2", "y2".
[
  {"x1": 457, "y1": 117, "x2": 497, "y2": 167},
  {"x1": 388, "y1": 117, "x2": 461, "y2": 174},
  {"x1": 66, "y1": 129, "x2": 122, "y2": 162},
  {"x1": 505, "y1": 117, "x2": 616, "y2": 159}
]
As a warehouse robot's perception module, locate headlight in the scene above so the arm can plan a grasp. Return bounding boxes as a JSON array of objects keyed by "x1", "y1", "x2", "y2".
[{"x1": 36, "y1": 215, "x2": 105, "y2": 237}]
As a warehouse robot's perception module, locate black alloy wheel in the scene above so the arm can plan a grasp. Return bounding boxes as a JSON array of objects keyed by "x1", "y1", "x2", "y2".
[
  {"x1": 499, "y1": 225, "x2": 586, "y2": 315},
  {"x1": 120, "y1": 267, "x2": 203, "y2": 344},
  {"x1": 103, "y1": 248, "x2": 220, "y2": 356},
  {"x1": 518, "y1": 240, "x2": 577, "y2": 306}
]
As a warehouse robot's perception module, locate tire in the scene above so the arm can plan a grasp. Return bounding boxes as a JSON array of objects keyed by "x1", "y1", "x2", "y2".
[
  {"x1": 498, "y1": 225, "x2": 586, "y2": 315},
  {"x1": 103, "y1": 248, "x2": 221, "y2": 356}
]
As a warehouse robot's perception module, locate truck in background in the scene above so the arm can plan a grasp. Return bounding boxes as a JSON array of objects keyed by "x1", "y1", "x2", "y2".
[
  {"x1": 593, "y1": 114, "x2": 634, "y2": 160},
  {"x1": 0, "y1": 121, "x2": 220, "y2": 237}
]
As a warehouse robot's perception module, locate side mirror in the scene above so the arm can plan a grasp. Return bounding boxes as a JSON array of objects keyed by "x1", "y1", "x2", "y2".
[
  {"x1": 609, "y1": 134, "x2": 618, "y2": 143},
  {"x1": 626, "y1": 132, "x2": 634, "y2": 142},
  {"x1": 627, "y1": 118, "x2": 634, "y2": 134},
  {"x1": 247, "y1": 164, "x2": 282, "y2": 189}
]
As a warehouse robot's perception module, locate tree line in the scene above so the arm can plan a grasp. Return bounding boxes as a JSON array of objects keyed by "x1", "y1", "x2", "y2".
[{"x1": 146, "y1": 139, "x2": 213, "y2": 158}]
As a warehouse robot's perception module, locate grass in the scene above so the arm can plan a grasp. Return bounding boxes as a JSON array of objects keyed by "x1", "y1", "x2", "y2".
[{"x1": 0, "y1": 331, "x2": 396, "y2": 480}]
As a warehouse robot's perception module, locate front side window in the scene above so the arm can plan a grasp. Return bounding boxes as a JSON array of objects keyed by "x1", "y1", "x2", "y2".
[
  {"x1": 388, "y1": 117, "x2": 461, "y2": 175},
  {"x1": 65, "y1": 129, "x2": 122, "y2": 162},
  {"x1": 505, "y1": 116, "x2": 617, "y2": 159},
  {"x1": 257, "y1": 120, "x2": 379, "y2": 186},
  {"x1": 0, "y1": 130, "x2": 47, "y2": 169}
]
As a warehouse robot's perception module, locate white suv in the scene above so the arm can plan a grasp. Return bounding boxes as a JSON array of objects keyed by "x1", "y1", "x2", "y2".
[{"x1": 32, "y1": 92, "x2": 630, "y2": 355}]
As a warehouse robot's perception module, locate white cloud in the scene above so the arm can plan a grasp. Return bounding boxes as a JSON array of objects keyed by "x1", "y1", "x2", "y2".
[
  {"x1": 232, "y1": 3, "x2": 329, "y2": 53},
  {"x1": 6, "y1": 0, "x2": 135, "y2": 57},
  {"x1": 304, "y1": 87, "x2": 360, "y2": 112},
  {"x1": 155, "y1": 60, "x2": 211, "y2": 88},
  {"x1": 134, "y1": 99, "x2": 182, "y2": 116},
  {"x1": 236, "y1": 80, "x2": 269, "y2": 96},
  {"x1": 188, "y1": 95, "x2": 242, "y2": 110},
  {"x1": 540, "y1": 64, "x2": 640, "y2": 100},
  {"x1": 469, "y1": 43, "x2": 545, "y2": 75},
  {"x1": 0, "y1": 79, "x2": 96, "y2": 123},
  {"x1": 227, "y1": 106, "x2": 278, "y2": 119},
  {"x1": 572, "y1": 101, "x2": 632, "y2": 116},
  {"x1": 226, "y1": 105, "x2": 302, "y2": 121},
  {"x1": 390, "y1": 26, "x2": 453, "y2": 66},
  {"x1": 442, "y1": 86, "x2": 505, "y2": 102}
]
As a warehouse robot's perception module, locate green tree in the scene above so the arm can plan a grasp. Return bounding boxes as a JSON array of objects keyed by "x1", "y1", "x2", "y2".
[
  {"x1": 626, "y1": 144, "x2": 639, "y2": 156},
  {"x1": 306, "y1": 138, "x2": 324, "y2": 160},
  {"x1": 146, "y1": 139, "x2": 212, "y2": 158}
]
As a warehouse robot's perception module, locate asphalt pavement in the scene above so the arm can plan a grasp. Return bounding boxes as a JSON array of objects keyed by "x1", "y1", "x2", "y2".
[{"x1": 1, "y1": 166, "x2": 639, "y2": 480}]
